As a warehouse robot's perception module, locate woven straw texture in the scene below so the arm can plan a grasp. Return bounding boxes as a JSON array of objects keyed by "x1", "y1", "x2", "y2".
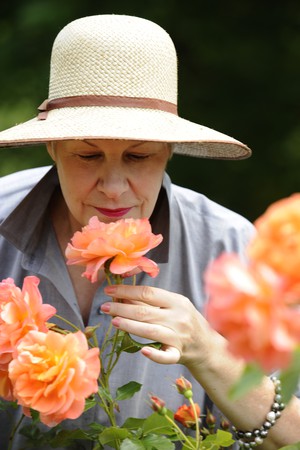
[{"x1": 0, "y1": 15, "x2": 251, "y2": 159}]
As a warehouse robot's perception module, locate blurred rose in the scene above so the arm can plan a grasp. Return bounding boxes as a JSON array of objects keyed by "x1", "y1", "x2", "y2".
[
  {"x1": 248, "y1": 194, "x2": 300, "y2": 300},
  {"x1": 65, "y1": 217, "x2": 163, "y2": 282},
  {"x1": 205, "y1": 254, "x2": 300, "y2": 372},
  {"x1": 0, "y1": 277, "x2": 56, "y2": 379},
  {"x1": 9, "y1": 330, "x2": 100, "y2": 427},
  {"x1": 174, "y1": 403, "x2": 200, "y2": 428}
]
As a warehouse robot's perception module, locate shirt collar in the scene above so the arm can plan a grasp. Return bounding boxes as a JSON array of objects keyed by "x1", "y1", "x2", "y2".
[{"x1": 0, "y1": 166, "x2": 58, "y2": 254}]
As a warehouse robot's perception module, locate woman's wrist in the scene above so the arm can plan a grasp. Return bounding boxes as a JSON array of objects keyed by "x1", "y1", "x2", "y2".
[{"x1": 232, "y1": 376, "x2": 285, "y2": 448}]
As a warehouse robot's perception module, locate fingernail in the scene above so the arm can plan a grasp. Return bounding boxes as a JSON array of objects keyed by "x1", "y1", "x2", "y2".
[
  {"x1": 101, "y1": 303, "x2": 111, "y2": 313},
  {"x1": 105, "y1": 286, "x2": 117, "y2": 294},
  {"x1": 142, "y1": 347, "x2": 152, "y2": 356},
  {"x1": 112, "y1": 317, "x2": 121, "y2": 328}
]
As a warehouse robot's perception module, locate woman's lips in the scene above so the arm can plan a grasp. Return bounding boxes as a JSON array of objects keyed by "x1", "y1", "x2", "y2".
[{"x1": 96, "y1": 207, "x2": 132, "y2": 218}]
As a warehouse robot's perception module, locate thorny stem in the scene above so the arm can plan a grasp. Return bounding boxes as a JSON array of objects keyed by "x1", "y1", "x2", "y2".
[
  {"x1": 96, "y1": 383, "x2": 116, "y2": 426},
  {"x1": 105, "y1": 272, "x2": 123, "y2": 372}
]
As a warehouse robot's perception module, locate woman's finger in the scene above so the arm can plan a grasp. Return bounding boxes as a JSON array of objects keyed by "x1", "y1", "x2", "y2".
[
  {"x1": 101, "y1": 301, "x2": 162, "y2": 323},
  {"x1": 104, "y1": 284, "x2": 185, "y2": 308},
  {"x1": 141, "y1": 345, "x2": 181, "y2": 364},
  {"x1": 111, "y1": 316, "x2": 180, "y2": 349}
]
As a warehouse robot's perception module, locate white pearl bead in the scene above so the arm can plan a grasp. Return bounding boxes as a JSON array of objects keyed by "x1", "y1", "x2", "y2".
[{"x1": 266, "y1": 411, "x2": 276, "y2": 422}]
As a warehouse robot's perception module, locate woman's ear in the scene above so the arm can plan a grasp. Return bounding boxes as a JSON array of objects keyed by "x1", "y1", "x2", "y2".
[{"x1": 46, "y1": 142, "x2": 56, "y2": 161}]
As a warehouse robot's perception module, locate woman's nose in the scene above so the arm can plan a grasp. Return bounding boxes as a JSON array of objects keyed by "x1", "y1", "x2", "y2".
[{"x1": 96, "y1": 167, "x2": 128, "y2": 199}]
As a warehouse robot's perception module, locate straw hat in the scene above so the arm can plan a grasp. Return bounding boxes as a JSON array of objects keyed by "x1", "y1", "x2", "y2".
[{"x1": 0, "y1": 14, "x2": 251, "y2": 159}]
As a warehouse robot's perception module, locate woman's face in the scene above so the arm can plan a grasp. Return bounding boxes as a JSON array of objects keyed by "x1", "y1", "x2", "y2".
[{"x1": 47, "y1": 139, "x2": 170, "y2": 233}]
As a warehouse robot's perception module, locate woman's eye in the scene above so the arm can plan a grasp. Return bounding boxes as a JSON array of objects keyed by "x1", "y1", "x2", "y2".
[
  {"x1": 78, "y1": 154, "x2": 101, "y2": 160},
  {"x1": 127, "y1": 153, "x2": 150, "y2": 161}
]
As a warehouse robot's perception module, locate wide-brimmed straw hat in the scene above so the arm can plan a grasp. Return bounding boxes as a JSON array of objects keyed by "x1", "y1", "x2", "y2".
[{"x1": 0, "y1": 14, "x2": 251, "y2": 159}]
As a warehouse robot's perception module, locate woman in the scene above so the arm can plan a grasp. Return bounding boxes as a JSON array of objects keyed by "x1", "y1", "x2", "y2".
[{"x1": 0, "y1": 14, "x2": 299, "y2": 449}]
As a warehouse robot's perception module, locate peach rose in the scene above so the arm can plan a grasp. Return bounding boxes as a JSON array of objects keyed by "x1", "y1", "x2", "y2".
[
  {"x1": 205, "y1": 254, "x2": 300, "y2": 371},
  {"x1": 174, "y1": 403, "x2": 200, "y2": 428},
  {"x1": 66, "y1": 217, "x2": 163, "y2": 282},
  {"x1": 0, "y1": 277, "x2": 56, "y2": 373},
  {"x1": 9, "y1": 330, "x2": 100, "y2": 427},
  {"x1": 248, "y1": 194, "x2": 300, "y2": 297}
]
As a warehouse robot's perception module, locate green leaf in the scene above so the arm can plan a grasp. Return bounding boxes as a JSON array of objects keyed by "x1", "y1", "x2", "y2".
[
  {"x1": 202, "y1": 430, "x2": 235, "y2": 448},
  {"x1": 19, "y1": 426, "x2": 90, "y2": 448},
  {"x1": 142, "y1": 411, "x2": 176, "y2": 436},
  {"x1": 120, "y1": 332, "x2": 162, "y2": 353},
  {"x1": 182, "y1": 436, "x2": 197, "y2": 450},
  {"x1": 122, "y1": 417, "x2": 147, "y2": 430},
  {"x1": 98, "y1": 386, "x2": 114, "y2": 403},
  {"x1": 88, "y1": 422, "x2": 106, "y2": 434},
  {"x1": 99, "y1": 426, "x2": 130, "y2": 446},
  {"x1": 120, "y1": 438, "x2": 146, "y2": 450},
  {"x1": 229, "y1": 363, "x2": 264, "y2": 400},
  {"x1": 280, "y1": 347, "x2": 300, "y2": 404},
  {"x1": 116, "y1": 381, "x2": 142, "y2": 401},
  {"x1": 142, "y1": 433, "x2": 175, "y2": 450},
  {"x1": 46, "y1": 429, "x2": 91, "y2": 447},
  {"x1": 29, "y1": 409, "x2": 40, "y2": 424}
]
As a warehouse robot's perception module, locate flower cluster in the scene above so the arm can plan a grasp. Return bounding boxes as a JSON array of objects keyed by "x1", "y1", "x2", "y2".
[
  {"x1": 205, "y1": 194, "x2": 300, "y2": 374},
  {"x1": 149, "y1": 376, "x2": 233, "y2": 448},
  {"x1": 0, "y1": 276, "x2": 56, "y2": 401},
  {"x1": 0, "y1": 276, "x2": 100, "y2": 427}
]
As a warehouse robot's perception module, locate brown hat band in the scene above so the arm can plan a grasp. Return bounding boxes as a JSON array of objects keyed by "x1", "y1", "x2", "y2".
[{"x1": 37, "y1": 95, "x2": 178, "y2": 120}]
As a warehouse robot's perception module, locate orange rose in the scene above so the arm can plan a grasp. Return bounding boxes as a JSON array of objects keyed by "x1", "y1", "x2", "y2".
[
  {"x1": 205, "y1": 254, "x2": 300, "y2": 371},
  {"x1": 174, "y1": 403, "x2": 200, "y2": 428},
  {"x1": 66, "y1": 217, "x2": 163, "y2": 282},
  {"x1": 0, "y1": 277, "x2": 56, "y2": 371},
  {"x1": 248, "y1": 194, "x2": 300, "y2": 297},
  {"x1": 9, "y1": 330, "x2": 100, "y2": 427}
]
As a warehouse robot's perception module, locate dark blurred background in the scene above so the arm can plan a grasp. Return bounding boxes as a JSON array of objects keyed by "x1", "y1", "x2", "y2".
[{"x1": 1, "y1": 0, "x2": 300, "y2": 222}]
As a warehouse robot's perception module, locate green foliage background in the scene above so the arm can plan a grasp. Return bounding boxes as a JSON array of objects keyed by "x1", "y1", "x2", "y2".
[{"x1": 1, "y1": 0, "x2": 300, "y2": 221}]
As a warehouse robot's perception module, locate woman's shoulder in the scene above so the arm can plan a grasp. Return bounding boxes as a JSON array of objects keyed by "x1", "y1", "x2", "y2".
[
  {"x1": 169, "y1": 183, "x2": 255, "y2": 258},
  {"x1": 0, "y1": 166, "x2": 51, "y2": 220},
  {"x1": 170, "y1": 183, "x2": 255, "y2": 246},
  {"x1": 171, "y1": 183, "x2": 249, "y2": 221}
]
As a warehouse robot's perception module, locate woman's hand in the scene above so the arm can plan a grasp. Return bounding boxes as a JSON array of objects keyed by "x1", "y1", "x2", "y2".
[
  {"x1": 101, "y1": 284, "x2": 300, "y2": 449},
  {"x1": 101, "y1": 284, "x2": 214, "y2": 367}
]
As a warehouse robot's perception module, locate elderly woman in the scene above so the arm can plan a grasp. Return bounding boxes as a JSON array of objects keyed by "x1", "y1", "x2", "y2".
[{"x1": 0, "y1": 14, "x2": 299, "y2": 450}]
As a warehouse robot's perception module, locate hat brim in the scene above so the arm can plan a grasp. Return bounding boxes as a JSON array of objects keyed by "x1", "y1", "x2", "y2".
[{"x1": 0, "y1": 106, "x2": 251, "y2": 160}]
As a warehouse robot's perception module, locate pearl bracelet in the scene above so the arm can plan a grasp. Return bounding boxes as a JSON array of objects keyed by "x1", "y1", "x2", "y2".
[{"x1": 232, "y1": 376, "x2": 285, "y2": 448}]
